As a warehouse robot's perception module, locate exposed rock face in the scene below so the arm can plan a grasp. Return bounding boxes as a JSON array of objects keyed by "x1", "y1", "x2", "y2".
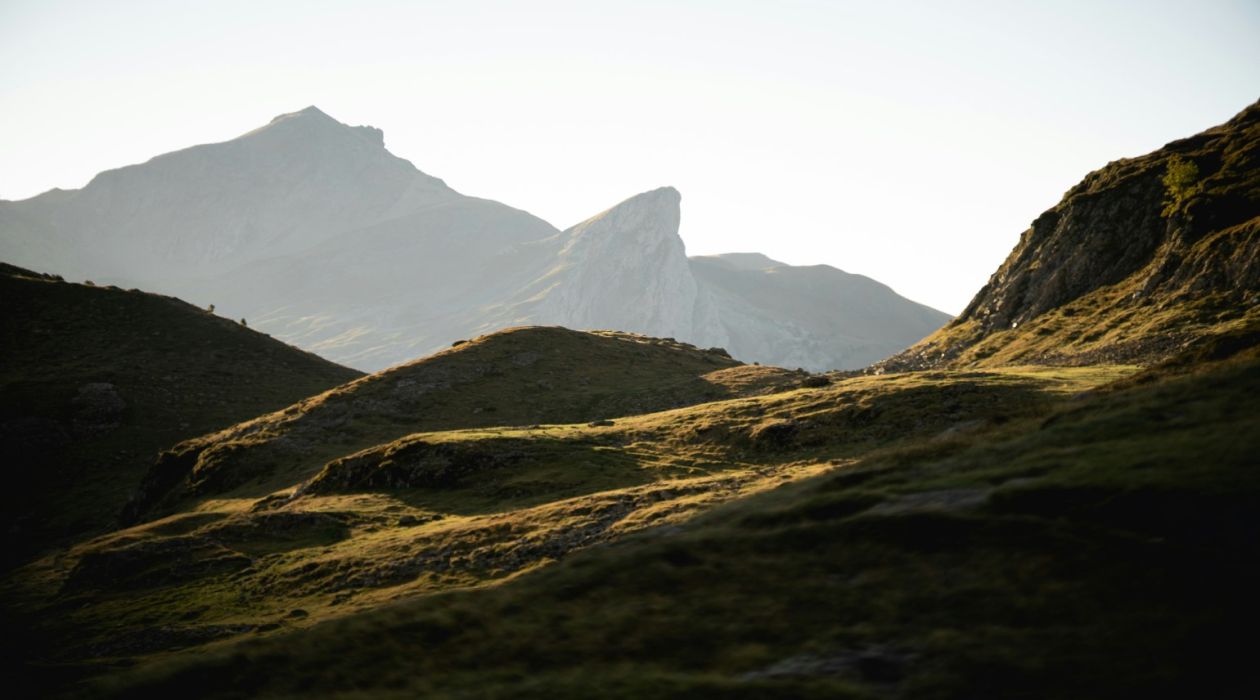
[
  {"x1": 480, "y1": 188, "x2": 737, "y2": 349},
  {"x1": 0, "y1": 107, "x2": 949, "y2": 371},
  {"x1": 881, "y1": 99, "x2": 1260, "y2": 371},
  {"x1": 527, "y1": 187, "x2": 708, "y2": 340}
]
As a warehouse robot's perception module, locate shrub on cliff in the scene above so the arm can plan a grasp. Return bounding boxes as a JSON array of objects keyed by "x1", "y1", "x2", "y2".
[{"x1": 1161, "y1": 155, "x2": 1200, "y2": 217}]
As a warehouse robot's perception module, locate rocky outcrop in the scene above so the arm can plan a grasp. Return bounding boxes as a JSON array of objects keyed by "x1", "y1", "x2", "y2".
[
  {"x1": 300, "y1": 437, "x2": 532, "y2": 495},
  {"x1": 880, "y1": 98, "x2": 1260, "y2": 371}
]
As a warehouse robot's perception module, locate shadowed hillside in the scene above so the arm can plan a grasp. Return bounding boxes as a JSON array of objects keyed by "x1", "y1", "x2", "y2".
[
  {"x1": 0, "y1": 263, "x2": 361, "y2": 566},
  {"x1": 880, "y1": 99, "x2": 1259, "y2": 371}
]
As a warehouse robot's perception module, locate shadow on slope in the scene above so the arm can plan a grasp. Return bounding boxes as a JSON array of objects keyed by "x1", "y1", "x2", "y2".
[{"x1": 0, "y1": 263, "x2": 361, "y2": 568}]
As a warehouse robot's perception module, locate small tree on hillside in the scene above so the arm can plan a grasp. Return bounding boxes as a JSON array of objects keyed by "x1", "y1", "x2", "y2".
[{"x1": 1161, "y1": 155, "x2": 1200, "y2": 218}]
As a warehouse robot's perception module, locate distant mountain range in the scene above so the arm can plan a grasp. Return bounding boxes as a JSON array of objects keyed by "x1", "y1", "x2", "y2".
[{"x1": 0, "y1": 106, "x2": 948, "y2": 371}]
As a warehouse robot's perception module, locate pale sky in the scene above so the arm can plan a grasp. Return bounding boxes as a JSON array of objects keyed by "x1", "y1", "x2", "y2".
[{"x1": 2, "y1": 0, "x2": 1257, "y2": 314}]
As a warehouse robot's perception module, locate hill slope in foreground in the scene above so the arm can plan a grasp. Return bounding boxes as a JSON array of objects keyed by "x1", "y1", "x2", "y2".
[
  {"x1": 91, "y1": 332, "x2": 1260, "y2": 699},
  {"x1": 0, "y1": 263, "x2": 361, "y2": 567}
]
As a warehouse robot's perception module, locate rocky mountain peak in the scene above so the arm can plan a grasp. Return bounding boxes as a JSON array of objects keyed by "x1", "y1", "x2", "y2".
[
  {"x1": 0, "y1": 106, "x2": 451, "y2": 284},
  {"x1": 245, "y1": 105, "x2": 390, "y2": 152},
  {"x1": 523, "y1": 186, "x2": 700, "y2": 340},
  {"x1": 269, "y1": 105, "x2": 335, "y2": 123},
  {"x1": 566, "y1": 186, "x2": 681, "y2": 244}
]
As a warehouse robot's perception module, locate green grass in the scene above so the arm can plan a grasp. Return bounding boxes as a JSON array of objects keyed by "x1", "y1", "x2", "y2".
[
  {"x1": 84, "y1": 343, "x2": 1259, "y2": 699},
  {"x1": 124, "y1": 326, "x2": 803, "y2": 522},
  {"x1": 2, "y1": 359, "x2": 1138, "y2": 699}
]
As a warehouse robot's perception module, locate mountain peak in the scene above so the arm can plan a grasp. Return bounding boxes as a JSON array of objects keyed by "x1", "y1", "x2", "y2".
[
  {"x1": 570, "y1": 186, "x2": 680, "y2": 233},
  {"x1": 251, "y1": 106, "x2": 385, "y2": 147},
  {"x1": 623, "y1": 185, "x2": 680, "y2": 207},
  {"x1": 270, "y1": 105, "x2": 334, "y2": 124},
  {"x1": 535, "y1": 186, "x2": 698, "y2": 341}
]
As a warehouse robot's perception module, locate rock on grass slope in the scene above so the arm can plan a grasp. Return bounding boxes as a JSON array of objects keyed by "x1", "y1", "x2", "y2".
[
  {"x1": 880, "y1": 98, "x2": 1260, "y2": 370},
  {"x1": 0, "y1": 263, "x2": 362, "y2": 567}
]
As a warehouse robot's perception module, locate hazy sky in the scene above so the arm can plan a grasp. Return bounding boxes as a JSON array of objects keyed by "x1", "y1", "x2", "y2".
[{"x1": 2, "y1": 0, "x2": 1257, "y2": 313}]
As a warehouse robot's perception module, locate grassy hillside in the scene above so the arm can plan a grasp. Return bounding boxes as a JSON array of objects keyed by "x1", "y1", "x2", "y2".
[
  {"x1": 881, "y1": 99, "x2": 1259, "y2": 371},
  {"x1": 121, "y1": 326, "x2": 801, "y2": 523},
  {"x1": 5, "y1": 355, "x2": 1134, "y2": 697},
  {"x1": 0, "y1": 263, "x2": 362, "y2": 566},
  {"x1": 80, "y1": 333, "x2": 1258, "y2": 699}
]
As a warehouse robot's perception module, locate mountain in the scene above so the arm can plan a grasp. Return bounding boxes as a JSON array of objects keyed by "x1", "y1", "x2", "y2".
[
  {"x1": 496, "y1": 188, "x2": 723, "y2": 345},
  {"x1": 0, "y1": 263, "x2": 361, "y2": 566},
  {"x1": 0, "y1": 107, "x2": 461, "y2": 283},
  {"x1": 0, "y1": 107, "x2": 948, "y2": 372},
  {"x1": 880, "y1": 98, "x2": 1260, "y2": 371},
  {"x1": 692, "y1": 253, "x2": 952, "y2": 370}
]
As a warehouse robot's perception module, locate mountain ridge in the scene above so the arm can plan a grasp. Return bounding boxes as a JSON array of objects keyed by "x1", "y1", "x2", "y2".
[{"x1": 0, "y1": 107, "x2": 949, "y2": 372}]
